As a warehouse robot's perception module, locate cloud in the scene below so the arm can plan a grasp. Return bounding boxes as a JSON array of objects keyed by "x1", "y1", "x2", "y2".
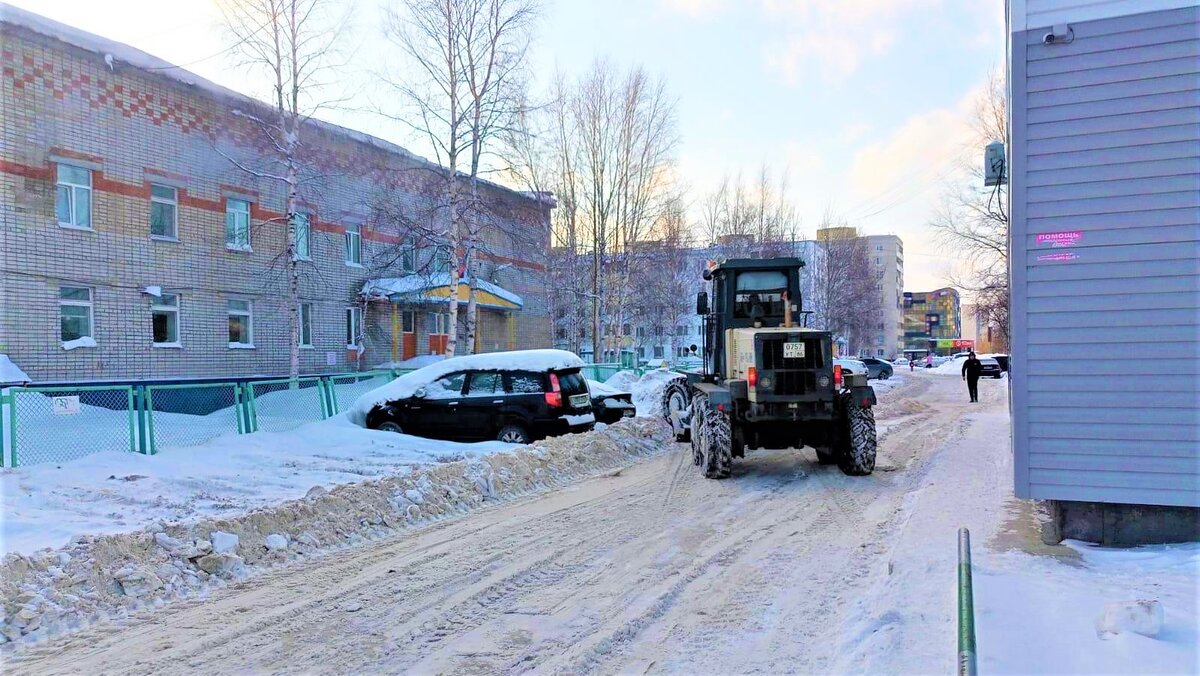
[
  {"x1": 848, "y1": 80, "x2": 984, "y2": 205},
  {"x1": 760, "y1": 0, "x2": 941, "y2": 84},
  {"x1": 659, "y1": 0, "x2": 728, "y2": 19}
]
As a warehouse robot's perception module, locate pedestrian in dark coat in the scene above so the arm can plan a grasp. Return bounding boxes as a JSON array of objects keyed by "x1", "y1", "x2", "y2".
[{"x1": 962, "y1": 351, "x2": 983, "y2": 402}]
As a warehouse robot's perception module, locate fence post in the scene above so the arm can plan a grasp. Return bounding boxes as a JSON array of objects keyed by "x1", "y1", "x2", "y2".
[
  {"x1": 135, "y1": 385, "x2": 150, "y2": 455},
  {"x1": 242, "y1": 382, "x2": 258, "y2": 432},
  {"x1": 9, "y1": 389, "x2": 19, "y2": 468},
  {"x1": 0, "y1": 388, "x2": 8, "y2": 468},
  {"x1": 320, "y1": 377, "x2": 335, "y2": 416},
  {"x1": 958, "y1": 527, "x2": 978, "y2": 676}
]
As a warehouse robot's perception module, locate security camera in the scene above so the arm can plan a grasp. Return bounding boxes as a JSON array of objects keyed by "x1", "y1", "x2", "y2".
[{"x1": 1043, "y1": 24, "x2": 1073, "y2": 45}]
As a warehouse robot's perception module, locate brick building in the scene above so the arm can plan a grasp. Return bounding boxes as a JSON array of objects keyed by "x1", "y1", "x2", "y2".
[{"x1": 0, "y1": 7, "x2": 552, "y2": 382}]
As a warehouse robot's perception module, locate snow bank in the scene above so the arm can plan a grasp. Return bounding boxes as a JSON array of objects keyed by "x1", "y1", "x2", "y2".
[
  {"x1": 373, "y1": 354, "x2": 445, "y2": 370},
  {"x1": 0, "y1": 354, "x2": 31, "y2": 385},
  {"x1": 975, "y1": 543, "x2": 1199, "y2": 674},
  {"x1": 348, "y1": 349, "x2": 585, "y2": 425},
  {"x1": 0, "y1": 418, "x2": 671, "y2": 646},
  {"x1": 586, "y1": 379, "x2": 626, "y2": 397},
  {"x1": 603, "y1": 369, "x2": 685, "y2": 417}
]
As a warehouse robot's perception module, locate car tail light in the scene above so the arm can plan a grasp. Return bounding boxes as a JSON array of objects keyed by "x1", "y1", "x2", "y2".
[
  {"x1": 545, "y1": 372, "x2": 562, "y2": 408},
  {"x1": 747, "y1": 366, "x2": 757, "y2": 388},
  {"x1": 834, "y1": 364, "x2": 843, "y2": 387}
]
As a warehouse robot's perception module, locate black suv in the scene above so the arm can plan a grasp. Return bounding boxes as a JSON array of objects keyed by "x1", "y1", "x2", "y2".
[{"x1": 365, "y1": 367, "x2": 594, "y2": 444}]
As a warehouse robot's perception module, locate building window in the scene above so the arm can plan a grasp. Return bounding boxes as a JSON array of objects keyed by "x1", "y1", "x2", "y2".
[
  {"x1": 59, "y1": 286, "x2": 93, "y2": 344},
  {"x1": 345, "y1": 224, "x2": 362, "y2": 265},
  {"x1": 150, "y1": 184, "x2": 177, "y2": 239},
  {"x1": 299, "y1": 302, "x2": 313, "y2": 347},
  {"x1": 654, "y1": 326, "x2": 664, "y2": 336},
  {"x1": 556, "y1": 327, "x2": 567, "y2": 340},
  {"x1": 401, "y1": 237, "x2": 416, "y2": 273},
  {"x1": 874, "y1": 257, "x2": 881, "y2": 265},
  {"x1": 653, "y1": 345, "x2": 664, "y2": 359},
  {"x1": 228, "y1": 299, "x2": 253, "y2": 347},
  {"x1": 636, "y1": 326, "x2": 646, "y2": 338},
  {"x1": 428, "y1": 312, "x2": 449, "y2": 335},
  {"x1": 434, "y1": 247, "x2": 450, "y2": 272},
  {"x1": 56, "y1": 164, "x2": 92, "y2": 229},
  {"x1": 697, "y1": 325, "x2": 704, "y2": 335},
  {"x1": 346, "y1": 307, "x2": 363, "y2": 347},
  {"x1": 225, "y1": 199, "x2": 251, "y2": 250},
  {"x1": 401, "y1": 310, "x2": 415, "y2": 333},
  {"x1": 152, "y1": 293, "x2": 180, "y2": 346},
  {"x1": 292, "y1": 212, "x2": 311, "y2": 260},
  {"x1": 638, "y1": 347, "x2": 646, "y2": 359}
]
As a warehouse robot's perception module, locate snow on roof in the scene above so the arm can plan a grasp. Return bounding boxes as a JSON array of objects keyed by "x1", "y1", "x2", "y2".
[
  {"x1": 0, "y1": 354, "x2": 32, "y2": 385},
  {"x1": 586, "y1": 379, "x2": 627, "y2": 397},
  {"x1": 0, "y1": 3, "x2": 545, "y2": 208},
  {"x1": 362, "y1": 274, "x2": 523, "y2": 308},
  {"x1": 348, "y1": 349, "x2": 585, "y2": 425}
]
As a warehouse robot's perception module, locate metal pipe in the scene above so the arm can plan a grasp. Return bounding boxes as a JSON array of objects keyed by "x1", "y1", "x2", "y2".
[{"x1": 958, "y1": 527, "x2": 978, "y2": 676}]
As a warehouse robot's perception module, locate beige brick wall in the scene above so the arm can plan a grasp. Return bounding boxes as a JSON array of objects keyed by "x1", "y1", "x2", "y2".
[{"x1": 0, "y1": 24, "x2": 552, "y2": 382}]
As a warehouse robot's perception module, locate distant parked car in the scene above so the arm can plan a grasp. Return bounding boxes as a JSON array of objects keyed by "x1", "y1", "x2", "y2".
[
  {"x1": 987, "y1": 354, "x2": 1009, "y2": 373},
  {"x1": 893, "y1": 357, "x2": 910, "y2": 366},
  {"x1": 587, "y1": 379, "x2": 637, "y2": 424},
  {"x1": 979, "y1": 357, "x2": 1003, "y2": 379},
  {"x1": 858, "y1": 357, "x2": 895, "y2": 380},
  {"x1": 361, "y1": 350, "x2": 595, "y2": 444}
]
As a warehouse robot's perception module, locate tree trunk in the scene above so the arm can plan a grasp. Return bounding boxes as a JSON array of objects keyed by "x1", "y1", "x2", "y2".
[{"x1": 445, "y1": 175, "x2": 461, "y2": 357}]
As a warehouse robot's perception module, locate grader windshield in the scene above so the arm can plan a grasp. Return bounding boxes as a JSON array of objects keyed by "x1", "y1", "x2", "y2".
[{"x1": 732, "y1": 270, "x2": 788, "y2": 321}]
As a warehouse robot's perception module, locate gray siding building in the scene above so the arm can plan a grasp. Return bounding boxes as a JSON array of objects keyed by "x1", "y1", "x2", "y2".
[{"x1": 1008, "y1": 0, "x2": 1200, "y2": 541}]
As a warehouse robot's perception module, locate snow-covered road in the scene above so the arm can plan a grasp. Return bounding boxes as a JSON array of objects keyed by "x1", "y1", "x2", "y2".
[{"x1": 11, "y1": 372, "x2": 1003, "y2": 675}]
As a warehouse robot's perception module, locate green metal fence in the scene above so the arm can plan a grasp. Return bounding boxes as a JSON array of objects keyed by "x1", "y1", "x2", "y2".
[
  {"x1": 146, "y1": 382, "x2": 244, "y2": 453},
  {"x1": 244, "y1": 377, "x2": 328, "y2": 433},
  {"x1": 326, "y1": 371, "x2": 394, "y2": 415},
  {"x1": 7, "y1": 386, "x2": 137, "y2": 467}
]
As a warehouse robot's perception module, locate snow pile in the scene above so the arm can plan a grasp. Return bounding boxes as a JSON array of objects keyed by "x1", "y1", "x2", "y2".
[
  {"x1": 60, "y1": 337, "x2": 96, "y2": 351},
  {"x1": 373, "y1": 354, "x2": 445, "y2": 370},
  {"x1": 975, "y1": 542, "x2": 1199, "y2": 674},
  {"x1": 932, "y1": 356, "x2": 967, "y2": 375},
  {"x1": 1, "y1": 416, "x2": 512, "y2": 557},
  {"x1": 348, "y1": 349, "x2": 585, "y2": 425},
  {"x1": 604, "y1": 369, "x2": 685, "y2": 417},
  {"x1": 0, "y1": 417, "x2": 672, "y2": 645},
  {"x1": 0, "y1": 354, "x2": 31, "y2": 385}
]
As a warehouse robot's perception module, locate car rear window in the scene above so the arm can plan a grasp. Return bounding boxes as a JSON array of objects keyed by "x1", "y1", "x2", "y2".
[
  {"x1": 506, "y1": 371, "x2": 544, "y2": 394},
  {"x1": 554, "y1": 369, "x2": 587, "y2": 395}
]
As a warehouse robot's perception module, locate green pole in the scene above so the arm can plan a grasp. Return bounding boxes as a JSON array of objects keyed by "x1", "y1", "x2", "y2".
[{"x1": 958, "y1": 527, "x2": 978, "y2": 676}]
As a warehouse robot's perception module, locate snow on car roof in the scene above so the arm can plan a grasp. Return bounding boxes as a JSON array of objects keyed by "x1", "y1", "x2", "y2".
[
  {"x1": 587, "y1": 379, "x2": 628, "y2": 397},
  {"x1": 348, "y1": 349, "x2": 585, "y2": 426}
]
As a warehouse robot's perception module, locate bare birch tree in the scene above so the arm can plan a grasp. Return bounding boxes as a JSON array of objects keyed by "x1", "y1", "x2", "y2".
[
  {"x1": 930, "y1": 68, "x2": 1010, "y2": 348},
  {"x1": 383, "y1": 0, "x2": 537, "y2": 356},
  {"x1": 218, "y1": 0, "x2": 349, "y2": 378},
  {"x1": 808, "y1": 213, "x2": 880, "y2": 355}
]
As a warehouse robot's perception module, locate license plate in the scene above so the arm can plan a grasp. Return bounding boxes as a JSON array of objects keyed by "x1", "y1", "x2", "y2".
[
  {"x1": 783, "y1": 342, "x2": 805, "y2": 359},
  {"x1": 569, "y1": 394, "x2": 590, "y2": 408}
]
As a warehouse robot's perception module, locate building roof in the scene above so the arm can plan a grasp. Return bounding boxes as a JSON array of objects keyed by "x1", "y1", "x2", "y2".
[
  {"x1": 0, "y1": 2, "x2": 551, "y2": 208},
  {"x1": 362, "y1": 274, "x2": 524, "y2": 309}
]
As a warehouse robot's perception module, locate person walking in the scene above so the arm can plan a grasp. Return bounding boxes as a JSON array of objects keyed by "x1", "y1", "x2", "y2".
[{"x1": 962, "y1": 351, "x2": 983, "y2": 402}]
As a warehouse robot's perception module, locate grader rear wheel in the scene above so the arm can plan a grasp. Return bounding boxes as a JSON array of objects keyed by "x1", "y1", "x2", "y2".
[{"x1": 691, "y1": 392, "x2": 732, "y2": 479}]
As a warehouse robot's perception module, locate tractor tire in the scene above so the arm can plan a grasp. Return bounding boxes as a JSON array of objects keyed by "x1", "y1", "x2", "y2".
[
  {"x1": 837, "y1": 393, "x2": 877, "y2": 476},
  {"x1": 692, "y1": 392, "x2": 732, "y2": 479},
  {"x1": 689, "y1": 394, "x2": 704, "y2": 466},
  {"x1": 662, "y1": 377, "x2": 692, "y2": 442}
]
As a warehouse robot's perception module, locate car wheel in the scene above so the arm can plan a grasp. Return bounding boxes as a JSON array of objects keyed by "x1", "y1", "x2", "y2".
[
  {"x1": 497, "y1": 424, "x2": 531, "y2": 445},
  {"x1": 377, "y1": 420, "x2": 403, "y2": 434}
]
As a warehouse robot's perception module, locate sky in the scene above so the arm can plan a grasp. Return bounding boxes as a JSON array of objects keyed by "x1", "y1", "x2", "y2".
[{"x1": 6, "y1": 0, "x2": 1006, "y2": 293}]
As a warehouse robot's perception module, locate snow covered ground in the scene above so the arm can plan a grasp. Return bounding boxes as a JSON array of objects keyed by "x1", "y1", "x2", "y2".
[{"x1": 1, "y1": 415, "x2": 507, "y2": 556}]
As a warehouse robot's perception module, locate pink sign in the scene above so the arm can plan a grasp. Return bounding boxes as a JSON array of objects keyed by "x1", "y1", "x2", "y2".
[
  {"x1": 1036, "y1": 252, "x2": 1079, "y2": 263},
  {"x1": 1036, "y1": 231, "x2": 1082, "y2": 248}
]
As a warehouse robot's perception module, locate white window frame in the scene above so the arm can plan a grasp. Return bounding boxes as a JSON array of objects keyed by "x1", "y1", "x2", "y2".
[
  {"x1": 149, "y1": 184, "x2": 178, "y2": 240},
  {"x1": 56, "y1": 164, "x2": 93, "y2": 230},
  {"x1": 401, "y1": 309, "x2": 416, "y2": 333},
  {"x1": 225, "y1": 198, "x2": 252, "y2": 251},
  {"x1": 228, "y1": 299, "x2": 254, "y2": 348},
  {"x1": 428, "y1": 311, "x2": 449, "y2": 335},
  {"x1": 58, "y1": 286, "x2": 94, "y2": 343},
  {"x1": 151, "y1": 292, "x2": 181, "y2": 347},
  {"x1": 346, "y1": 306, "x2": 363, "y2": 348},
  {"x1": 434, "y1": 247, "x2": 450, "y2": 272},
  {"x1": 345, "y1": 223, "x2": 362, "y2": 266},
  {"x1": 292, "y1": 212, "x2": 311, "y2": 261},
  {"x1": 401, "y1": 237, "x2": 416, "y2": 273},
  {"x1": 299, "y1": 302, "x2": 314, "y2": 348}
]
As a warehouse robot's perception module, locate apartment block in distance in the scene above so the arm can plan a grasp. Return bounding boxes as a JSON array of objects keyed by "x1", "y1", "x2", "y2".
[
  {"x1": 902, "y1": 287, "x2": 964, "y2": 356},
  {"x1": 0, "y1": 6, "x2": 553, "y2": 382}
]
